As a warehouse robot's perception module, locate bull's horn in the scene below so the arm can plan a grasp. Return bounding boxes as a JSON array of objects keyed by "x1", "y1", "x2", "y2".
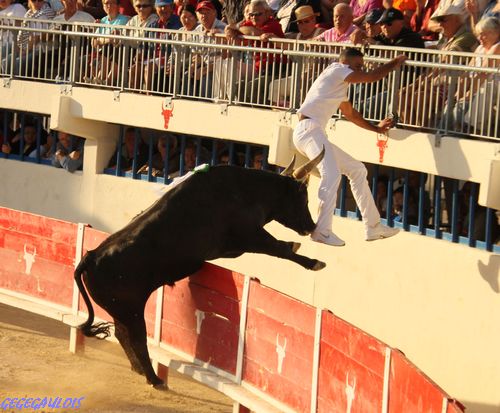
[
  {"x1": 292, "y1": 146, "x2": 325, "y2": 180},
  {"x1": 280, "y1": 155, "x2": 296, "y2": 176}
]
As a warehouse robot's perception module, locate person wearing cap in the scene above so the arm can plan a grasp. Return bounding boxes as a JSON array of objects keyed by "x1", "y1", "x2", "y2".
[
  {"x1": 432, "y1": 3, "x2": 478, "y2": 51},
  {"x1": 350, "y1": 7, "x2": 384, "y2": 44},
  {"x1": 293, "y1": 47, "x2": 406, "y2": 246},
  {"x1": 350, "y1": 0, "x2": 383, "y2": 26},
  {"x1": 377, "y1": 7, "x2": 425, "y2": 47},
  {"x1": 194, "y1": 0, "x2": 226, "y2": 33},
  {"x1": 154, "y1": 0, "x2": 181, "y2": 29},
  {"x1": 285, "y1": 5, "x2": 325, "y2": 39},
  {"x1": 315, "y1": 3, "x2": 357, "y2": 43}
]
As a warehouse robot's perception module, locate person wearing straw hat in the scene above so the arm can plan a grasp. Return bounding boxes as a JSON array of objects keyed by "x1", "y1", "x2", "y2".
[
  {"x1": 286, "y1": 5, "x2": 325, "y2": 39},
  {"x1": 293, "y1": 47, "x2": 406, "y2": 246}
]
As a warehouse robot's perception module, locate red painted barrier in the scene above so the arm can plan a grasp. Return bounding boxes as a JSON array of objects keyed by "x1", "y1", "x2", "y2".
[
  {"x1": 0, "y1": 207, "x2": 465, "y2": 413},
  {"x1": 318, "y1": 311, "x2": 386, "y2": 413},
  {"x1": 243, "y1": 282, "x2": 316, "y2": 412},
  {"x1": 0, "y1": 208, "x2": 76, "y2": 307},
  {"x1": 161, "y1": 264, "x2": 243, "y2": 374}
]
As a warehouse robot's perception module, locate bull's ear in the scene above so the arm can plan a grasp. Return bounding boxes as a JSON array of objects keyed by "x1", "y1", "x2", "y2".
[
  {"x1": 280, "y1": 154, "x2": 296, "y2": 177},
  {"x1": 292, "y1": 146, "x2": 325, "y2": 181}
]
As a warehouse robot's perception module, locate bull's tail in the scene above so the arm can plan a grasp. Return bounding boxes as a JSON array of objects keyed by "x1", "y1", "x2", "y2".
[{"x1": 74, "y1": 253, "x2": 113, "y2": 340}]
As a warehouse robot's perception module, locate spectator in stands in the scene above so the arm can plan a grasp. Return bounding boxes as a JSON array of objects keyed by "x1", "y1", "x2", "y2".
[
  {"x1": 53, "y1": 0, "x2": 95, "y2": 22},
  {"x1": 398, "y1": 3, "x2": 478, "y2": 126},
  {"x1": 137, "y1": 133, "x2": 179, "y2": 176},
  {"x1": 0, "y1": 0, "x2": 26, "y2": 67},
  {"x1": 78, "y1": 0, "x2": 106, "y2": 19},
  {"x1": 277, "y1": 0, "x2": 323, "y2": 33},
  {"x1": 285, "y1": 5, "x2": 325, "y2": 39},
  {"x1": 119, "y1": 0, "x2": 135, "y2": 16},
  {"x1": 171, "y1": 138, "x2": 210, "y2": 176},
  {"x1": 195, "y1": 0, "x2": 226, "y2": 33},
  {"x1": 184, "y1": 1, "x2": 225, "y2": 97},
  {"x1": 179, "y1": 3, "x2": 198, "y2": 30},
  {"x1": 375, "y1": 174, "x2": 389, "y2": 217},
  {"x1": 252, "y1": 149, "x2": 266, "y2": 169},
  {"x1": 2, "y1": 0, "x2": 56, "y2": 77},
  {"x1": 350, "y1": 0, "x2": 382, "y2": 26},
  {"x1": 392, "y1": 187, "x2": 419, "y2": 225},
  {"x1": 225, "y1": 0, "x2": 285, "y2": 103},
  {"x1": 461, "y1": 16, "x2": 500, "y2": 132},
  {"x1": 315, "y1": 3, "x2": 356, "y2": 42},
  {"x1": 29, "y1": 131, "x2": 55, "y2": 159},
  {"x1": 1, "y1": 122, "x2": 39, "y2": 157},
  {"x1": 465, "y1": 0, "x2": 499, "y2": 29},
  {"x1": 126, "y1": 0, "x2": 159, "y2": 89},
  {"x1": 107, "y1": 127, "x2": 148, "y2": 171},
  {"x1": 350, "y1": 7, "x2": 384, "y2": 44},
  {"x1": 377, "y1": 7, "x2": 425, "y2": 47},
  {"x1": 51, "y1": 132, "x2": 85, "y2": 172},
  {"x1": 410, "y1": 0, "x2": 440, "y2": 41},
  {"x1": 87, "y1": 0, "x2": 130, "y2": 84},
  {"x1": 141, "y1": 0, "x2": 182, "y2": 91}
]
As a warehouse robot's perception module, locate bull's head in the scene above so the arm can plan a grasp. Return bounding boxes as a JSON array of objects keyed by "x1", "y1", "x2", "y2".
[{"x1": 276, "y1": 147, "x2": 325, "y2": 236}]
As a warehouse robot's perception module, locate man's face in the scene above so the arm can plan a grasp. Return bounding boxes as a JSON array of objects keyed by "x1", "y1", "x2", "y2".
[
  {"x1": 345, "y1": 55, "x2": 364, "y2": 72},
  {"x1": 333, "y1": 5, "x2": 352, "y2": 33},
  {"x1": 381, "y1": 19, "x2": 403, "y2": 39},
  {"x1": 102, "y1": 0, "x2": 119, "y2": 16},
  {"x1": 248, "y1": 4, "x2": 268, "y2": 28},
  {"x1": 364, "y1": 21, "x2": 381, "y2": 38},
  {"x1": 196, "y1": 6, "x2": 216, "y2": 29},
  {"x1": 156, "y1": 3, "x2": 173, "y2": 21},
  {"x1": 297, "y1": 16, "x2": 317, "y2": 37},
  {"x1": 59, "y1": 133, "x2": 71, "y2": 149}
]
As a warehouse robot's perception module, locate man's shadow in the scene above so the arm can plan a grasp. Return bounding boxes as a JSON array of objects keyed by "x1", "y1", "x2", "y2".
[{"x1": 478, "y1": 255, "x2": 500, "y2": 293}]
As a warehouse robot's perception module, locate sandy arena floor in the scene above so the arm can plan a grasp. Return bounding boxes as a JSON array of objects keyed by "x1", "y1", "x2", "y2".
[{"x1": 0, "y1": 303, "x2": 233, "y2": 412}]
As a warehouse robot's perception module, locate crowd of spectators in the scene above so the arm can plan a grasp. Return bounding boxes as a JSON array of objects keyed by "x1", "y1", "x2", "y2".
[
  {"x1": 0, "y1": 0, "x2": 498, "y2": 243},
  {"x1": 0, "y1": 0, "x2": 497, "y2": 111}
]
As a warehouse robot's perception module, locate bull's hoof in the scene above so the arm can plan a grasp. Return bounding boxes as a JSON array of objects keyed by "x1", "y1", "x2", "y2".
[
  {"x1": 312, "y1": 260, "x2": 326, "y2": 271},
  {"x1": 291, "y1": 242, "x2": 301, "y2": 253},
  {"x1": 151, "y1": 381, "x2": 169, "y2": 391}
]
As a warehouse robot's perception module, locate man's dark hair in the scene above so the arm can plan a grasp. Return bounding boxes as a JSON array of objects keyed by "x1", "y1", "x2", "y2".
[{"x1": 339, "y1": 47, "x2": 364, "y2": 61}]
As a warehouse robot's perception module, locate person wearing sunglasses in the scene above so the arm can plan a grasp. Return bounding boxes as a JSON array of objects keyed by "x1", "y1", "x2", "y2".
[
  {"x1": 125, "y1": 0, "x2": 158, "y2": 88},
  {"x1": 286, "y1": 5, "x2": 325, "y2": 40},
  {"x1": 376, "y1": 7, "x2": 424, "y2": 47}
]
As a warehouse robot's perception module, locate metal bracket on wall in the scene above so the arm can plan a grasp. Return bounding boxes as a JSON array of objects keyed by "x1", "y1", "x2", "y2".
[
  {"x1": 219, "y1": 103, "x2": 228, "y2": 116},
  {"x1": 279, "y1": 110, "x2": 293, "y2": 125},
  {"x1": 434, "y1": 131, "x2": 442, "y2": 148},
  {"x1": 113, "y1": 90, "x2": 120, "y2": 102},
  {"x1": 328, "y1": 118, "x2": 337, "y2": 131},
  {"x1": 2, "y1": 78, "x2": 11, "y2": 88},
  {"x1": 60, "y1": 84, "x2": 72, "y2": 95},
  {"x1": 164, "y1": 97, "x2": 173, "y2": 110}
]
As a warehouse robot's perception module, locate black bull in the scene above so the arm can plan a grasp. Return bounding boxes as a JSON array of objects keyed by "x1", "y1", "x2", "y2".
[{"x1": 74, "y1": 151, "x2": 325, "y2": 387}]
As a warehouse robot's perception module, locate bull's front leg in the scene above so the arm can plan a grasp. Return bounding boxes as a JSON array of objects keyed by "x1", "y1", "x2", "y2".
[{"x1": 240, "y1": 228, "x2": 326, "y2": 271}]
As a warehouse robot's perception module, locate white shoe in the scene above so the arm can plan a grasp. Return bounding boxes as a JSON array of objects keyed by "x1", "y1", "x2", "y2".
[
  {"x1": 365, "y1": 223, "x2": 400, "y2": 241},
  {"x1": 311, "y1": 230, "x2": 346, "y2": 246}
]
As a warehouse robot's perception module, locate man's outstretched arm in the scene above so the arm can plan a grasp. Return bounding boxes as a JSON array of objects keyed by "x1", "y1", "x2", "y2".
[
  {"x1": 345, "y1": 55, "x2": 407, "y2": 84},
  {"x1": 339, "y1": 101, "x2": 395, "y2": 133}
]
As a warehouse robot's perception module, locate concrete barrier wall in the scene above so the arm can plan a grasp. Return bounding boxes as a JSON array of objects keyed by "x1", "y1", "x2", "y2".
[{"x1": 0, "y1": 206, "x2": 465, "y2": 413}]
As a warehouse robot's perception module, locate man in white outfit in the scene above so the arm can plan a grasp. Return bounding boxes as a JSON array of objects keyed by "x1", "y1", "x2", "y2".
[{"x1": 293, "y1": 47, "x2": 406, "y2": 246}]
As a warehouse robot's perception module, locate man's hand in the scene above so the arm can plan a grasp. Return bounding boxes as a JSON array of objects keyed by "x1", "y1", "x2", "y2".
[
  {"x1": 393, "y1": 54, "x2": 407, "y2": 66},
  {"x1": 69, "y1": 150, "x2": 81, "y2": 160},
  {"x1": 377, "y1": 116, "x2": 396, "y2": 133}
]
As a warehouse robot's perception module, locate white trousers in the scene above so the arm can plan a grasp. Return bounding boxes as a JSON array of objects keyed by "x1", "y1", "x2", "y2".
[{"x1": 292, "y1": 118, "x2": 380, "y2": 234}]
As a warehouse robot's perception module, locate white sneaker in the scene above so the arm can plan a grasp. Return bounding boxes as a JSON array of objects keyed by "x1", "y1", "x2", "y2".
[
  {"x1": 365, "y1": 223, "x2": 400, "y2": 241},
  {"x1": 311, "y1": 230, "x2": 346, "y2": 246}
]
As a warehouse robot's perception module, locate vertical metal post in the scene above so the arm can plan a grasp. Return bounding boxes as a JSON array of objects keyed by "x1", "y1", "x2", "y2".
[{"x1": 433, "y1": 175, "x2": 442, "y2": 238}]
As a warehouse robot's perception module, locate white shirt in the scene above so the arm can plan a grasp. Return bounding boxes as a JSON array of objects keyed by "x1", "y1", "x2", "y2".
[
  {"x1": 0, "y1": 3, "x2": 27, "y2": 47},
  {"x1": 53, "y1": 10, "x2": 95, "y2": 23},
  {"x1": 298, "y1": 62, "x2": 353, "y2": 130}
]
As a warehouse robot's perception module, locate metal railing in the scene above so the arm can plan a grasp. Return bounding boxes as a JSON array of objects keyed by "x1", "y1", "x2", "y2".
[{"x1": 0, "y1": 18, "x2": 498, "y2": 141}]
